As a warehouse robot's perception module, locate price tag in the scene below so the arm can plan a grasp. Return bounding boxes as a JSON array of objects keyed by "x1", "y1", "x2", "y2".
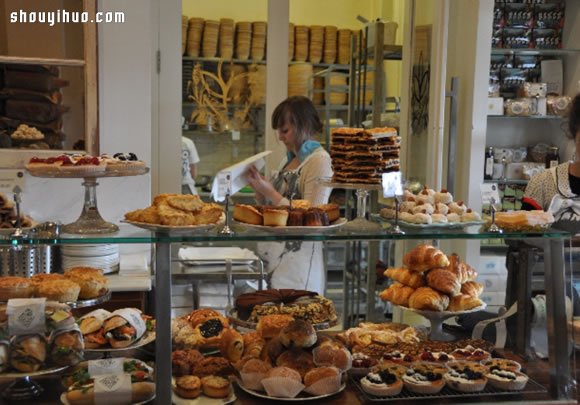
[
  {"x1": 6, "y1": 298, "x2": 46, "y2": 336},
  {"x1": 213, "y1": 172, "x2": 231, "y2": 202},
  {"x1": 382, "y1": 172, "x2": 403, "y2": 198},
  {"x1": 0, "y1": 170, "x2": 25, "y2": 194},
  {"x1": 480, "y1": 183, "x2": 501, "y2": 205},
  {"x1": 89, "y1": 358, "x2": 125, "y2": 377},
  {"x1": 94, "y1": 373, "x2": 132, "y2": 405}
]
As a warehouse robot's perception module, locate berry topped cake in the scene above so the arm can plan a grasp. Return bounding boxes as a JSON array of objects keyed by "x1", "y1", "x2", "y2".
[{"x1": 102, "y1": 152, "x2": 146, "y2": 172}]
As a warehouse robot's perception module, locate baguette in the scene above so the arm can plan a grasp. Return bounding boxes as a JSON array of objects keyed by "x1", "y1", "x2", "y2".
[{"x1": 65, "y1": 381, "x2": 155, "y2": 405}]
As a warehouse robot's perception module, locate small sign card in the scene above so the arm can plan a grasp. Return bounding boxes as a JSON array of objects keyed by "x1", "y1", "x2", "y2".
[
  {"x1": 382, "y1": 172, "x2": 403, "y2": 198},
  {"x1": 480, "y1": 183, "x2": 501, "y2": 205},
  {"x1": 89, "y1": 358, "x2": 125, "y2": 377},
  {"x1": 94, "y1": 373, "x2": 132, "y2": 405},
  {"x1": 7, "y1": 298, "x2": 46, "y2": 336}
]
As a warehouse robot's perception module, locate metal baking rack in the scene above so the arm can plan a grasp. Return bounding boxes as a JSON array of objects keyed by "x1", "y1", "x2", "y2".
[{"x1": 171, "y1": 257, "x2": 265, "y2": 311}]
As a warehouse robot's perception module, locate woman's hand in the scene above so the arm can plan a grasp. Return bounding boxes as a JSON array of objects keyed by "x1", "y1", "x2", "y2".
[{"x1": 245, "y1": 165, "x2": 280, "y2": 203}]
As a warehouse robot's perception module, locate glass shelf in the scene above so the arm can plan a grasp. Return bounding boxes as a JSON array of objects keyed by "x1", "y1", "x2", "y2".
[
  {"x1": 0, "y1": 223, "x2": 570, "y2": 245},
  {"x1": 491, "y1": 48, "x2": 580, "y2": 56},
  {"x1": 487, "y1": 115, "x2": 563, "y2": 120},
  {"x1": 483, "y1": 179, "x2": 529, "y2": 185}
]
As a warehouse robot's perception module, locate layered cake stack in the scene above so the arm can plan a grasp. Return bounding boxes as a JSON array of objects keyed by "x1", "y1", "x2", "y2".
[{"x1": 330, "y1": 127, "x2": 400, "y2": 184}]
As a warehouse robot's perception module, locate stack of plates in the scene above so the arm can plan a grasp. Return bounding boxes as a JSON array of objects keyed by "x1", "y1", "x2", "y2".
[
  {"x1": 326, "y1": 72, "x2": 348, "y2": 105},
  {"x1": 181, "y1": 15, "x2": 188, "y2": 55},
  {"x1": 337, "y1": 29, "x2": 352, "y2": 65},
  {"x1": 186, "y1": 17, "x2": 204, "y2": 57},
  {"x1": 235, "y1": 22, "x2": 252, "y2": 60},
  {"x1": 288, "y1": 63, "x2": 313, "y2": 98},
  {"x1": 222, "y1": 64, "x2": 247, "y2": 104},
  {"x1": 294, "y1": 25, "x2": 309, "y2": 62},
  {"x1": 61, "y1": 244, "x2": 120, "y2": 274},
  {"x1": 312, "y1": 67, "x2": 325, "y2": 105},
  {"x1": 323, "y1": 26, "x2": 337, "y2": 64},
  {"x1": 288, "y1": 23, "x2": 295, "y2": 61},
  {"x1": 309, "y1": 25, "x2": 324, "y2": 63},
  {"x1": 251, "y1": 22, "x2": 267, "y2": 61},
  {"x1": 219, "y1": 18, "x2": 234, "y2": 59},
  {"x1": 202, "y1": 20, "x2": 220, "y2": 58},
  {"x1": 247, "y1": 64, "x2": 266, "y2": 105}
]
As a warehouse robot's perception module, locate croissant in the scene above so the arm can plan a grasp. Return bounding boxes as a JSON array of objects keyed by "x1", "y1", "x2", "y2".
[
  {"x1": 448, "y1": 294, "x2": 484, "y2": 312},
  {"x1": 425, "y1": 268, "x2": 461, "y2": 296},
  {"x1": 379, "y1": 283, "x2": 415, "y2": 307},
  {"x1": 445, "y1": 253, "x2": 478, "y2": 283},
  {"x1": 461, "y1": 281, "x2": 484, "y2": 297},
  {"x1": 242, "y1": 331, "x2": 265, "y2": 358},
  {"x1": 408, "y1": 287, "x2": 449, "y2": 311},
  {"x1": 403, "y1": 244, "x2": 450, "y2": 272},
  {"x1": 384, "y1": 267, "x2": 425, "y2": 288}
]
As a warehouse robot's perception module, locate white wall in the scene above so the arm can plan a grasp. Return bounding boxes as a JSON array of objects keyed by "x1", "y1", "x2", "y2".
[{"x1": 19, "y1": 0, "x2": 153, "y2": 224}]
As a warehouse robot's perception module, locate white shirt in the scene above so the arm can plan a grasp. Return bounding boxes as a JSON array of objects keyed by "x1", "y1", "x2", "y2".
[{"x1": 181, "y1": 136, "x2": 200, "y2": 187}]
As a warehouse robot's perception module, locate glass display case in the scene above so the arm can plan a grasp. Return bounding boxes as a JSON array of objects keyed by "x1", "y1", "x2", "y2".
[{"x1": 0, "y1": 224, "x2": 576, "y2": 404}]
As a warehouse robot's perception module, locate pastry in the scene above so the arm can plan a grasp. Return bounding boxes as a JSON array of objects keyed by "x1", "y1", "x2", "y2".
[
  {"x1": 276, "y1": 349, "x2": 316, "y2": 377},
  {"x1": 267, "y1": 366, "x2": 302, "y2": 381},
  {"x1": 36, "y1": 279, "x2": 81, "y2": 302},
  {"x1": 318, "y1": 203, "x2": 340, "y2": 222},
  {"x1": 445, "y1": 254, "x2": 478, "y2": 283},
  {"x1": 451, "y1": 345, "x2": 492, "y2": 362},
  {"x1": 434, "y1": 189, "x2": 453, "y2": 204},
  {"x1": 380, "y1": 207, "x2": 397, "y2": 219},
  {"x1": 411, "y1": 212, "x2": 432, "y2": 224},
  {"x1": 246, "y1": 295, "x2": 337, "y2": 325},
  {"x1": 263, "y1": 208, "x2": 289, "y2": 226},
  {"x1": 403, "y1": 244, "x2": 450, "y2": 273},
  {"x1": 402, "y1": 362, "x2": 446, "y2": 394},
  {"x1": 188, "y1": 308, "x2": 225, "y2": 328},
  {"x1": 416, "y1": 188, "x2": 435, "y2": 205},
  {"x1": 399, "y1": 201, "x2": 416, "y2": 213},
  {"x1": 426, "y1": 268, "x2": 461, "y2": 296},
  {"x1": 448, "y1": 201, "x2": 468, "y2": 215},
  {"x1": 461, "y1": 281, "x2": 484, "y2": 297},
  {"x1": 192, "y1": 317, "x2": 229, "y2": 348},
  {"x1": 303, "y1": 366, "x2": 340, "y2": 387},
  {"x1": 291, "y1": 200, "x2": 311, "y2": 210},
  {"x1": 444, "y1": 361, "x2": 488, "y2": 392},
  {"x1": 304, "y1": 208, "x2": 328, "y2": 226},
  {"x1": 461, "y1": 208, "x2": 481, "y2": 222},
  {"x1": 408, "y1": 287, "x2": 449, "y2": 311},
  {"x1": 279, "y1": 319, "x2": 317, "y2": 348},
  {"x1": 235, "y1": 289, "x2": 318, "y2": 320},
  {"x1": 384, "y1": 267, "x2": 425, "y2": 289},
  {"x1": 447, "y1": 212, "x2": 461, "y2": 222},
  {"x1": 201, "y1": 375, "x2": 231, "y2": 398},
  {"x1": 403, "y1": 190, "x2": 415, "y2": 201},
  {"x1": 379, "y1": 283, "x2": 415, "y2": 307},
  {"x1": 435, "y1": 203, "x2": 449, "y2": 215},
  {"x1": 417, "y1": 351, "x2": 454, "y2": 363},
  {"x1": 191, "y1": 356, "x2": 232, "y2": 378},
  {"x1": 482, "y1": 358, "x2": 522, "y2": 373},
  {"x1": 30, "y1": 273, "x2": 66, "y2": 294},
  {"x1": 312, "y1": 339, "x2": 351, "y2": 370},
  {"x1": 233, "y1": 204, "x2": 263, "y2": 225},
  {"x1": 350, "y1": 353, "x2": 378, "y2": 377},
  {"x1": 431, "y1": 213, "x2": 448, "y2": 223},
  {"x1": 486, "y1": 369, "x2": 529, "y2": 390},
  {"x1": 287, "y1": 209, "x2": 305, "y2": 226},
  {"x1": 361, "y1": 370, "x2": 403, "y2": 397},
  {"x1": 172, "y1": 349, "x2": 204, "y2": 376},
  {"x1": 174, "y1": 375, "x2": 201, "y2": 399},
  {"x1": 219, "y1": 328, "x2": 244, "y2": 362},
  {"x1": 0, "y1": 276, "x2": 34, "y2": 301},
  {"x1": 242, "y1": 331, "x2": 265, "y2": 359},
  {"x1": 448, "y1": 294, "x2": 484, "y2": 312},
  {"x1": 381, "y1": 351, "x2": 414, "y2": 365},
  {"x1": 64, "y1": 267, "x2": 108, "y2": 299},
  {"x1": 399, "y1": 212, "x2": 414, "y2": 222},
  {"x1": 241, "y1": 358, "x2": 271, "y2": 374},
  {"x1": 257, "y1": 314, "x2": 295, "y2": 339},
  {"x1": 165, "y1": 194, "x2": 204, "y2": 212},
  {"x1": 371, "y1": 362, "x2": 408, "y2": 378},
  {"x1": 412, "y1": 202, "x2": 434, "y2": 215}
]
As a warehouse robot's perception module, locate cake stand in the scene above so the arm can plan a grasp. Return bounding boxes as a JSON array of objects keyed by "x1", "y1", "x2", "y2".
[
  {"x1": 317, "y1": 177, "x2": 382, "y2": 232},
  {"x1": 1, "y1": 366, "x2": 69, "y2": 400},
  {"x1": 27, "y1": 167, "x2": 148, "y2": 234},
  {"x1": 396, "y1": 304, "x2": 487, "y2": 341}
]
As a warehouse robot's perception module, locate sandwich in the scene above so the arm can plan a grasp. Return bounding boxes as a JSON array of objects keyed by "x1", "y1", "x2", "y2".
[
  {"x1": 0, "y1": 339, "x2": 9, "y2": 372},
  {"x1": 50, "y1": 327, "x2": 84, "y2": 366},
  {"x1": 10, "y1": 334, "x2": 47, "y2": 373},
  {"x1": 103, "y1": 308, "x2": 145, "y2": 348},
  {"x1": 78, "y1": 309, "x2": 111, "y2": 349},
  {"x1": 45, "y1": 302, "x2": 75, "y2": 332}
]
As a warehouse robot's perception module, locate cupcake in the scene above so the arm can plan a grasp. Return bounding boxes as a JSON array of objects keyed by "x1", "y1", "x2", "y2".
[
  {"x1": 261, "y1": 367, "x2": 304, "y2": 398},
  {"x1": 361, "y1": 370, "x2": 403, "y2": 397}
]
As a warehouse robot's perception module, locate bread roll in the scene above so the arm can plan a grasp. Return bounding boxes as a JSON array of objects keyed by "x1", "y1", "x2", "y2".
[{"x1": 279, "y1": 319, "x2": 317, "y2": 349}]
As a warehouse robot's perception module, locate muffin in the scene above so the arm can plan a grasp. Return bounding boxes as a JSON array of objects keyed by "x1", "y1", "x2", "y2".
[
  {"x1": 174, "y1": 375, "x2": 201, "y2": 399},
  {"x1": 36, "y1": 279, "x2": 81, "y2": 302},
  {"x1": 64, "y1": 267, "x2": 108, "y2": 299}
]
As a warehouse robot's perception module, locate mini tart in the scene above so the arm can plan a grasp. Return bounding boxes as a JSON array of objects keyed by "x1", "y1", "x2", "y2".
[
  {"x1": 381, "y1": 351, "x2": 414, "y2": 366},
  {"x1": 486, "y1": 369, "x2": 529, "y2": 391},
  {"x1": 450, "y1": 345, "x2": 492, "y2": 362},
  {"x1": 36, "y1": 279, "x2": 81, "y2": 302},
  {"x1": 444, "y1": 361, "x2": 488, "y2": 392},
  {"x1": 371, "y1": 361, "x2": 408, "y2": 379},
  {"x1": 482, "y1": 358, "x2": 522, "y2": 373},
  {"x1": 402, "y1": 362, "x2": 446, "y2": 394},
  {"x1": 174, "y1": 375, "x2": 201, "y2": 399},
  {"x1": 361, "y1": 370, "x2": 403, "y2": 397},
  {"x1": 418, "y1": 351, "x2": 454, "y2": 363},
  {"x1": 349, "y1": 353, "x2": 378, "y2": 378},
  {"x1": 201, "y1": 375, "x2": 231, "y2": 398},
  {"x1": 263, "y1": 208, "x2": 289, "y2": 227},
  {"x1": 64, "y1": 267, "x2": 108, "y2": 299}
]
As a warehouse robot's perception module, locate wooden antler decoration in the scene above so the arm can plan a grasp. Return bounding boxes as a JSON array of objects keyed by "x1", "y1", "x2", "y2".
[{"x1": 188, "y1": 61, "x2": 255, "y2": 132}]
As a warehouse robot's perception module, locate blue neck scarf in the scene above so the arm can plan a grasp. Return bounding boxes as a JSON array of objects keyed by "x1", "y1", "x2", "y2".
[{"x1": 287, "y1": 140, "x2": 321, "y2": 163}]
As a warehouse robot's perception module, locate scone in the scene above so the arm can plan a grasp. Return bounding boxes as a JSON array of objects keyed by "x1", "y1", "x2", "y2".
[
  {"x1": 201, "y1": 375, "x2": 231, "y2": 398},
  {"x1": 36, "y1": 279, "x2": 81, "y2": 302},
  {"x1": 174, "y1": 375, "x2": 201, "y2": 399},
  {"x1": 64, "y1": 267, "x2": 108, "y2": 299}
]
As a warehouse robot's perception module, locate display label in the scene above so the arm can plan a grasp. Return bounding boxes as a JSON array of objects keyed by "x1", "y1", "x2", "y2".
[
  {"x1": 6, "y1": 298, "x2": 46, "y2": 336},
  {"x1": 382, "y1": 172, "x2": 403, "y2": 198},
  {"x1": 480, "y1": 183, "x2": 501, "y2": 206},
  {"x1": 89, "y1": 358, "x2": 125, "y2": 377},
  {"x1": 94, "y1": 373, "x2": 132, "y2": 405},
  {"x1": 0, "y1": 170, "x2": 25, "y2": 195}
]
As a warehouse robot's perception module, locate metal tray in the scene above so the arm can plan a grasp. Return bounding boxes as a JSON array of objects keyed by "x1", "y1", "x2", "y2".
[{"x1": 65, "y1": 289, "x2": 112, "y2": 309}]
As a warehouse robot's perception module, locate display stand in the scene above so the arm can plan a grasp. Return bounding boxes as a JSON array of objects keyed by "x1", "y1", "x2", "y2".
[
  {"x1": 1, "y1": 366, "x2": 69, "y2": 400},
  {"x1": 27, "y1": 167, "x2": 149, "y2": 234},
  {"x1": 318, "y1": 177, "x2": 382, "y2": 231}
]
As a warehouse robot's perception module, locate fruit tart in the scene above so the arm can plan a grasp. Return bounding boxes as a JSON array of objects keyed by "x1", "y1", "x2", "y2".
[
  {"x1": 450, "y1": 345, "x2": 491, "y2": 362},
  {"x1": 360, "y1": 369, "x2": 403, "y2": 397},
  {"x1": 445, "y1": 360, "x2": 488, "y2": 392},
  {"x1": 402, "y1": 362, "x2": 446, "y2": 394}
]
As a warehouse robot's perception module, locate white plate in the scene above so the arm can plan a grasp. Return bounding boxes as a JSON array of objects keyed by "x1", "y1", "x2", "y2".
[
  {"x1": 171, "y1": 378, "x2": 236, "y2": 405},
  {"x1": 122, "y1": 215, "x2": 225, "y2": 235},
  {"x1": 61, "y1": 393, "x2": 153, "y2": 405},
  {"x1": 84, "y1": 330, "x2": 156, "y2": 353},
  {"x1": 372, "y1": 214, "x2": 485, "y2": 229},
  {"x1": 0, "y1": 364, "x2": 68, "y2": 378},
  {"x1": 236, "y1": 380, "x2": 346, "y2": 401},
  {"x1": 235, "y1": 217, "x2": 348, "y2": 234}
]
